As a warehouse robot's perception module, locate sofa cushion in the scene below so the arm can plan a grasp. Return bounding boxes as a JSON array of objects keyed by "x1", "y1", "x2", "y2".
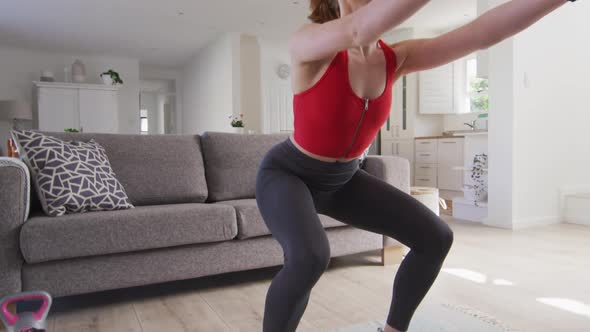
[
  {"x1": 200, "y1": 132, "x2": 289, "y2": 202},
  {"x1": 39, "y1": 132, "x2": 208, "y2": 206},
  {"x1": 215, "y1": 199, "x2": 347, "y2": 240},
  {"x1": 20, "y1": 203, "x2": 237, "y2": 264},
  {"x1": 11, "y1": 130, "x2": 134, "y2": 217}
]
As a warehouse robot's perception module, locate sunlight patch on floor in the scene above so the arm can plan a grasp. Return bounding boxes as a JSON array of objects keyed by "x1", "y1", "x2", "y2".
[
  {"x1": 492, "y1": 279, "x2": 514, "y2": 286},
  {"x1": 442, "y1": 268, "x2": 487, "y2": 284},
  {"x1": 536, "y1": 298, "x2": 590, "y2": 318}
]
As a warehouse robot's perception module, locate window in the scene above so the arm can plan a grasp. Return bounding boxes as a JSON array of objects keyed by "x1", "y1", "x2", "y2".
[
  {"x1": 140, "y1": 109, "x2": 149, "y2": 134},
  {"x1": 466, "y1": 58, "x2": 489, "y2": 113}
]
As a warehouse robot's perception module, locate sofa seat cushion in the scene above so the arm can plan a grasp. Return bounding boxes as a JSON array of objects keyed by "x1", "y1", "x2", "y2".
[
  {"x1": 214, "y1": 199, "x2": 347, "y2": 240},
  {"x1": 20, "y1": 203, "x2": 237, "y2": 264}
]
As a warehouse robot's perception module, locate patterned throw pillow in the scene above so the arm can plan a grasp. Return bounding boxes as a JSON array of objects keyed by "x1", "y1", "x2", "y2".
[{"x1": 11, "y1": 129, "x2": 134, "y2": 217}]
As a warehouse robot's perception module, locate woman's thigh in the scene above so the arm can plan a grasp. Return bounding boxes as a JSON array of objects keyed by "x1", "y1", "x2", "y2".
[
  {"x1": 256, "y1": 166, "x2": 331, "y2": 261},
  {"x1": 317, "y1": 169, "x2": 452, "y2": 253}
]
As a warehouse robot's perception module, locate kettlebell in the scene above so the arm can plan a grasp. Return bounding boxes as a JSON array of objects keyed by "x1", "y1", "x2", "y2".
[{"x1": 0, "y1": 291, "x2": 52, "y2": 332}]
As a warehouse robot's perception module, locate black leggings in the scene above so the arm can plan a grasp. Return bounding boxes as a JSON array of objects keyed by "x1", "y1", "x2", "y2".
[{"x1": 255, "y1": 137, "x2": 454, "y2": 332}]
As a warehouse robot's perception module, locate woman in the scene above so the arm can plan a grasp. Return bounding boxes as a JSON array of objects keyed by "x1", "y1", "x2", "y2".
[{"x1": 255, "y1": 0, "x2": 576, "y2": 331}]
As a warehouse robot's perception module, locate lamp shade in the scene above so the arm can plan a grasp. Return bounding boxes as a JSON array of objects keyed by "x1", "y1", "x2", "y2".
[{"x1": 0, "y1": 100, "x2": 33, "y2": 121}]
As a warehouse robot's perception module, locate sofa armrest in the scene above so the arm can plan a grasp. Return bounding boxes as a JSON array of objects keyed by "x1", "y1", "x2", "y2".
[
  {"x1": 362, "y1": 155, "x2": 411, "y2": 252},
  {"x1": 362, "y1": 155, "x2": 410, "y2": 194},
  {"x1": 0, "y1": 157, "x2": 31, "y2": 297}
]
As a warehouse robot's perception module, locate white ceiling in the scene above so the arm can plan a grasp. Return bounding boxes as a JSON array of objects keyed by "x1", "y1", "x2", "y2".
[{"x1": 0, "y1": 0, "x2": 476, "y2": 68}]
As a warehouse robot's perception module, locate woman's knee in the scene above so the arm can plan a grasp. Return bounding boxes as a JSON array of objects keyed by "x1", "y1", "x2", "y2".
[
  {"x1": 287, "y1": 245, "x2": 331, "y2": 280},
  {"x1": 428, "y1": 220, "x2": 454, "y2": 258}
]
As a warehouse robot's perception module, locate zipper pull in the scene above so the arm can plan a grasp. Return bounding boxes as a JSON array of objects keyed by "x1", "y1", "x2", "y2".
[{"x1": 364, "y1": 98, "x2": 369, "y2": 111}]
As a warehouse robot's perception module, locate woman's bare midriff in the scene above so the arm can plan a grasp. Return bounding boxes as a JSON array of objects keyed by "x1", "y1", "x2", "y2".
[{"x1": 288, "y1": 134, "x2": 360, "y2": 163}]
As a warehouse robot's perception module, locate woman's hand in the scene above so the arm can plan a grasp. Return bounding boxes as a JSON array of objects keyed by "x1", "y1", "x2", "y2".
[{"x1": 392, "y1": 0, "x2": 570, "y2": 77}]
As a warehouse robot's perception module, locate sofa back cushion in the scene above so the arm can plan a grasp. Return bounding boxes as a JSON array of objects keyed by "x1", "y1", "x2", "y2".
[
  {"x1": 41, "y1": 132, "x2": 208, "y2": 206},
  {"x1": 200, "y1": 132, "x2": 289, "y2": 202}
]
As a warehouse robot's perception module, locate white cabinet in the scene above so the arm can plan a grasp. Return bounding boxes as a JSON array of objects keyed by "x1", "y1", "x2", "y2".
[
  {"x1": 437, "y1": 139, "x2": 464, "y2": 165},
  {"x1": 414, "y1": 137, "x2": 464, "y2": 191},
  {"x1": 35, "y1": 81, "x2": 119, "y2": 133},
  {"x1": 78, "y1": 89, "x2": 118, "y2": 133},
  {"x1": 419, "y1": 63, "x2": 454, "y2": 114},
  {"x1": 437, "y1": 138, "x2": 464, "y2": 191},
  {"x1": 37, "y1": 87, "x2": 78, "y2": 132},
  {"x1": 382, "y1": 139, "x2": 413, "y2": 161}
]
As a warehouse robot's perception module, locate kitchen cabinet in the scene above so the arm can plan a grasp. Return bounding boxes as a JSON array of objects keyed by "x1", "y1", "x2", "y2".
[
  {"x1": 437, "y1": 138, "x2": 464, "y2": 191},
  {"x1": 35, "y1": 81, "x2": 119, "y2": 133},
  {"x1": 414, "y1": 137, "x2": 464, "y2": 190},
  {"x1": 382, "y1": 139, "x2": 413, "y2": 162},
  {"x1": 419, "y1": 62, "x2": 454, "y2": 114}
]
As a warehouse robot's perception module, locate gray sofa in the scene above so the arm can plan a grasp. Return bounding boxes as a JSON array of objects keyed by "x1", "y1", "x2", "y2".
[{"x1": 0, "y1": 131, "x2": 410, "y2": 299}]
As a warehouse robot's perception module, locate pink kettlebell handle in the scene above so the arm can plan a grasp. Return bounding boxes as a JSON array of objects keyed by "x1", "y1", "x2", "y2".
[{"x1": 0, "y1": 291, "x2": 51, "y2": 326}]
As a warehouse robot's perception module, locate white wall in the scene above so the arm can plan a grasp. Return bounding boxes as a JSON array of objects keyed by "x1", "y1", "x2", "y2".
[
  {"x1": 182, "y1": 33, "x2": 238, "y2": 134},
  {"x1": 486, "y1": 36, "x2": 516, "y2": 229},
  {"x1": 511, "y1": 1, "x2": 590, "y2": 228},
  {"x1": 443, "y1": 112, "x2": 481, "y2": 131},
  {"x1": 0, "y1": 47, "x2": 140, "y2": 149},
  {"x1": 485, "y1": 0, "x2": 590, "y2": 229}
]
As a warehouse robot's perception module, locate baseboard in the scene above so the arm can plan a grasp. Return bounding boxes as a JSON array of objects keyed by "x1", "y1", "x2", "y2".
[{"x1": 511, "y1": 216, "x2": 561, "y2": 230}]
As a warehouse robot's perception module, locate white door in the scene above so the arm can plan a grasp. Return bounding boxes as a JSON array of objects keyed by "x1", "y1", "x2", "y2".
[
  {"x1": 381, "y1": 140, "x2": 395, "y2": 155},
  {"x1": 38, "y1": 88, "x2": 78, "y2": 132},
  {"x1": 264, "y1": 82, "x2": 293, "y2": 133},
  {"x1": 397, "y1": 140, "x2": 413, "y2": 162},
  {"x1": 79, "y1": 89, "x2": 118, "y2": 133}
]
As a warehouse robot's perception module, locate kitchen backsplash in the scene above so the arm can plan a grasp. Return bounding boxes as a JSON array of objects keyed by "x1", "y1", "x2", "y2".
[{"x1": 443, "y1": 112, "x2": 487, "y2": 132}]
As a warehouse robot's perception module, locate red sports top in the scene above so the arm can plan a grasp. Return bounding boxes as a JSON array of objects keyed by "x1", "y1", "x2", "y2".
[{"x1": 293, "y1": 39, "x2": 397, "y2": 159}]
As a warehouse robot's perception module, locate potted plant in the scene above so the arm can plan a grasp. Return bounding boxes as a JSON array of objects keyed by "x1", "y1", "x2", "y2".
[
  {"x1": 228, "y1": 113, "x2": 245, "y2": 134},
  {"x1": 100, "y1": 69, "x2": 123, "y2": 85},
  {"x1": 64, "y1": 128, "x2": 80, "y2": 133}
]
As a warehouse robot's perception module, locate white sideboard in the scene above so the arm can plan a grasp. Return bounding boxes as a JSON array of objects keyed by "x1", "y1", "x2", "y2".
[
  {"x1": 34, "y1": 81, "x2": 119, "y2": 133},
  {"x1": 414, "y1": 137, "x2": 464, "y2": 193}
]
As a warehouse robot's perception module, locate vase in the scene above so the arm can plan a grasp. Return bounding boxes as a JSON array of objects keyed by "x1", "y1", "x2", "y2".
[
  {"x1": 230, "y1": 127, "x2": 245, "y2": 134},
  {"x1": 71, "y1": 59, "x2": 86, "y2": 83},
  {"x1": 101, "y1": 75, "x2": 113, "y2": 85}
]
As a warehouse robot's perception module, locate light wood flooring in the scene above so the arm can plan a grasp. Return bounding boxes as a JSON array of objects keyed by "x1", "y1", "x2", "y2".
[{"x1": 2, "y1": 217, "x2": 589, "y2": 332}]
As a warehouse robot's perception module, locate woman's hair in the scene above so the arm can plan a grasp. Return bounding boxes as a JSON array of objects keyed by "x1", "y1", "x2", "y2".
[{"x1": 308, "y1": 0, "x2": 340, "y2": 24}]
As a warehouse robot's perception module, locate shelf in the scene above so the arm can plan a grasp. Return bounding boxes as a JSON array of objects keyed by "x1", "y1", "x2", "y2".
[{"x1": 34, "y1": 81, "x2": 120, "y2": 91}]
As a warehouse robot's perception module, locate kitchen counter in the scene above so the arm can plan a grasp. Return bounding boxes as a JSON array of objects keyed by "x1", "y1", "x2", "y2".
[
  {"x1": 415, "y1": 135, "x2": 465, "y2": 140},
  {"x1": 415, "y1": 130, "x2": 488, "y2": 139}
]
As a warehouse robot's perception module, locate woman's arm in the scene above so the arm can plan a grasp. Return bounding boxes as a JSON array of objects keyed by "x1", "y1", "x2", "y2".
[
  {"x1": 289, "y1": 0, "x2": 430, "y2": 65},
  {"x1": 392, "y1": 0, "x2": 571, "y2": 76}
]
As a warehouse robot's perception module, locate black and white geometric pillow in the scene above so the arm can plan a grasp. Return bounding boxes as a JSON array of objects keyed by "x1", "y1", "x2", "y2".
[{"x1": 11, "y1": 129, "x2": 134, "y2": 217}]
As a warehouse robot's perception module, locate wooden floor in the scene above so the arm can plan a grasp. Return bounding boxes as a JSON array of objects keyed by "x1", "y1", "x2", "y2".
[{"x1": 3, "y1": 218, "x2": 589, "y2": 332}]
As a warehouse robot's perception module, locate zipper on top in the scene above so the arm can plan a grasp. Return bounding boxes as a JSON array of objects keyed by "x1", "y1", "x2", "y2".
[{"x1": 342, "y1": 97, "x2": 369, "y2": 158}]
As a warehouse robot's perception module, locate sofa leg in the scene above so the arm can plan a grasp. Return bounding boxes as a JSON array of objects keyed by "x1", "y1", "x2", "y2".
[{"x1": 381, "y1": 246, "x2": 405, "y2": 266}]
